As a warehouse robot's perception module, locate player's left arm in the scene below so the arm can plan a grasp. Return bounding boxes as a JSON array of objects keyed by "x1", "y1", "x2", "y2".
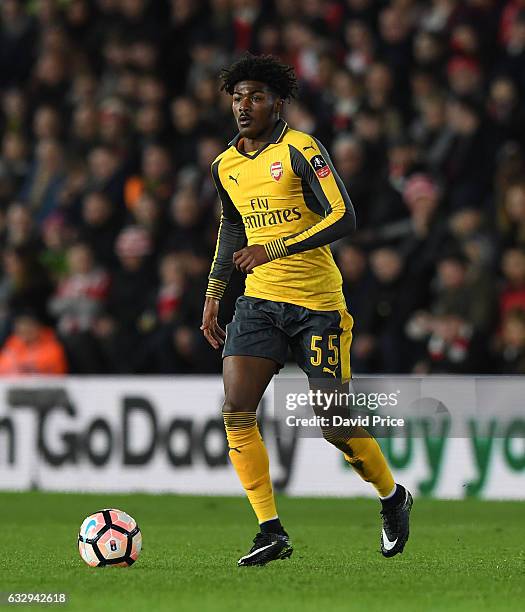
[
  {"x1": 268, "y1": 138, "x2": 356, "y2": 258},
  {"x1": 233, "y1": 138, "x2": 356, "y2": 273}
]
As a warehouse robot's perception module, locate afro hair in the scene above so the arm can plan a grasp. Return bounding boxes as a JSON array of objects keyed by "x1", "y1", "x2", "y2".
[{"x1": 219, "y1": 53, "x2": 298, "y2": 101}]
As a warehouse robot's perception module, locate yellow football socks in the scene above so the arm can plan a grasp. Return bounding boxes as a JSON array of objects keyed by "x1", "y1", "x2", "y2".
[
  {"x1": 343, "y1": 427, "x2": 395, "y2": 497},
  {"x1": 223, "y1": 412, "x2": 278, "y2": 524}
]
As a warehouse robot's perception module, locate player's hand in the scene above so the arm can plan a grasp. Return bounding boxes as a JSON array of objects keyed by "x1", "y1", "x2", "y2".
[
  {"x1": 233, "y1": 244, "x2": 269, "y2": 274},
  {"x1": 200, "y1": 297, "x2": 226, "y2": 349}
]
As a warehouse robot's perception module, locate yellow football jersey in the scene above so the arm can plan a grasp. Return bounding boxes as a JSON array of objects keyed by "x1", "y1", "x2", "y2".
[{"x1": 205, "y1": 119, "x2": 356, "y2": 311}]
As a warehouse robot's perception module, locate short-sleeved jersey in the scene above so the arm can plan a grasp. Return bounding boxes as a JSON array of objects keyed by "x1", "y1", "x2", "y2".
[{"x1": 205, "y1": 119, "x2": 356, "y2": 311}]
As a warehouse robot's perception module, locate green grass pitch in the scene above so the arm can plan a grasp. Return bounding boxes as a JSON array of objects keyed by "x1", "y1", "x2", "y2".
[{"x1": 1, "y1": 492, "x2": 524, "y2": 612}]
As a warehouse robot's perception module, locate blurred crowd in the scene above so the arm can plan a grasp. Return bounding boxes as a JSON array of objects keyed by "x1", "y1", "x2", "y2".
[{"x1": 1, "y1": 0, "x2": 525, "y2": 375}]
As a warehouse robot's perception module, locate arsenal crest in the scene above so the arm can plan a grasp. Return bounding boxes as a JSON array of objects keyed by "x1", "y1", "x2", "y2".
[{"x1": 270, "y1": 161, "x2": 283, "y2": 181}]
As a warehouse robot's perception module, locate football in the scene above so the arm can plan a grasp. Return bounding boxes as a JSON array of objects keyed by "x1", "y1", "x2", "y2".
[{"x1": 78, "y1": 509, "x2": 142, "y2": 567}]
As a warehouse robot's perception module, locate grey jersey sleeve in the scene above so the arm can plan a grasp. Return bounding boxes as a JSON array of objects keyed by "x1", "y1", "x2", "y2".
[
  {"x1": 206, "y1": 159, "x2": 246, "y2": 300},
  {"x1": 286, "y1": 139, "x2": 356, "y2": 254}
]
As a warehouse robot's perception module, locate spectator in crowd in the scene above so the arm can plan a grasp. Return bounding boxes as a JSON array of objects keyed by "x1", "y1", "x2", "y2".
[
  {"x1": 28, "y1": 50, "x2": 70, "y2": 113},
  {"x1": 448, "y1": 206, "x2": 496, "y2": 270},
  {"x1": 97, "y1": 225, "x2": 155, "y2": 373},
  {"x1": 338, "y1": 243, "x2": 373, "y2": 344},
  {"x1": 170, "y1": 96, "x2": 205, "y2": 168},
  {"x1": 152, "y1": 252, "x2": 186, "y2": 325},
  {"x1": 69, "y1": 102, "x2": 99, "y2": 158},
  {"x1": 78, "y1": 191, "x2": 120, "y2": 269},
  {"x1": 359, "y1": 173, "x2": 449, "y2": 316},
  {"x1": 48, "y1": 242, "x2": 110, "y2": 373},
  {"x1": 412, "y1": 29, "x2": 444, "y2": 74},
  {"x1": 330, "y1": 68, "x2": 361, "y2": 132},
  {"x1": 125, "y1": 143, "x2": 175, "y2": 209},
  {"x1": 0, "y1": 1, "x2": 36, "y2": 89},
  {"x1": 1, "y1": 88, "x2": 28, "y2": 137},
  {"x1": 18, "y1": 138, "x2": 66, "y2": 224},
  {"x1": 337, "y1": 243, "x2": 373, "y2": 373},
  {"x1": 432, "y1": 251, "x2": 495, "y2": 332},
  {"x1": 3, "y1": 202, "x2": 42, "y2": 252},
  {"x1": 406, "y1": 250, "x2": 496, "y2": 370},
  {"x1": 129, "y1": 191, "x2": 169, "y2": 259},
  {"x1": 410, "y1": 94, "x2": 454, "y2": 172},
  {"x1": 499, "y1": 246, "x2": 525, "y2": 318},
  {"x1": 441, "y1": 96, "x2": 490, "y2": 210},
  {"x1": 353, "y1": 247, "x2": 410, "y2": 373},
  {"x1": 192, "y1": 135, "x2": 225, "y2": 208},
  {"x1": 420, "y1": 310, "x2": 486, "y2": 374},
  {"x1": 499, "y1": 180, "x2": 525, "y2": 248},
  {"x1": 0, "y1": 132, "x2": 30, "y2": 197},
  {"x1": 447, "y1": 56, "x2": 483, "y2": 98},
  {"x1": 0, "y1": 245, "x2": 53, "y2": 340},
  {"x1": 32, "y1": 105, "x2": 62, "y2": 141},
  {"x1": 343, "y1": 20, "x2": 376, "y2": 77},
  {"x1": 163, "y1": 187, "x2": 213, "y2": 258},
  {"x1": 0, "y1": 311, "x2": 67, "y2": 375},
  {"x1": 332, "y1": 135, "x2": 372, "y2": 226},
  {"x1": 134, "y1": 102, "x2": 165, "y2": 148},
  {"x1": 487, "y1": 76, "x2": 525, "y2": 154},
  {"x1": 98, "y1": 97, "x2": 132, "y2": 151},
  {"x1": 492, "y1": 307, "x2": 525, "y2": 374},
  {"x1": 353, "y1": 104, "x2": 388, "y2": 176},
  {"x1": 367, "y1": 136, "x2": 421, "y2": 227},
  {"x1": 39, "y1": 211, "x2": 69, "y2": 281},
  {"x1": 86, "y1": 145, "x2": 127, "y2": 209},
  {"x1": 132, "y1": 251, "x2": 188, "y2": 373},
  {"x1": 498, "y1": 9, "x2": 525, "y2": 94}
]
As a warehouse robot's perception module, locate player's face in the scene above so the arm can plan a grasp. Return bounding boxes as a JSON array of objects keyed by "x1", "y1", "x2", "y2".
[{"x1": 232, "y1": 80, "x2": 282, "y2": 139}]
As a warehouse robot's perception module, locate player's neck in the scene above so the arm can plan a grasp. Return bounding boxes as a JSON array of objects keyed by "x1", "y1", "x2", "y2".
[{"x1": 239, "y1": 119, "x2": 280, "y2": 153}]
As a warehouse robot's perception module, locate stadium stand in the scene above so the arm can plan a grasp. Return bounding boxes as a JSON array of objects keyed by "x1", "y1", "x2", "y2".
[{"x1": 1, "y1": 0, "x2": 525, "y2": 374}]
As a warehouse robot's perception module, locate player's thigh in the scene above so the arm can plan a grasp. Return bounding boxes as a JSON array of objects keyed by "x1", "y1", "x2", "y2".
[
  {"x1": 290, "y1": 308, "x2": 354, "y2": 384},
  {"x1": 223, "y1": 355, "x2": 278, "y2": 413},
  {"x1": 222, "y1": 297, "x2": 287, "y2": 413}
]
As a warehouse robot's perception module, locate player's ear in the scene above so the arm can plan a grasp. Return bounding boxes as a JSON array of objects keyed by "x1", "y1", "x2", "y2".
[{"x1": 274, "y1": 97, "x2": 284, "y2": 115}]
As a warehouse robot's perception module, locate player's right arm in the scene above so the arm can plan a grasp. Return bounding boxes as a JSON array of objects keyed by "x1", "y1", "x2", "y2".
[{"x1": 202, "y1": 158, "x2": 246, "y2": 349}]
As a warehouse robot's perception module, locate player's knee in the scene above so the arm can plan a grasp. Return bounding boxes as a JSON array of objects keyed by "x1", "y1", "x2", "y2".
[{"x1": 222, "y1": 399, "x2": 255, "y2": 414}]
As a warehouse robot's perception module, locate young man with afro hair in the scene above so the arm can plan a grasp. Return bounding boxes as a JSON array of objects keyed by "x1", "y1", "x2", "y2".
[{"x1": 201, "y1": 54, "x2": 413, "y2": 566}]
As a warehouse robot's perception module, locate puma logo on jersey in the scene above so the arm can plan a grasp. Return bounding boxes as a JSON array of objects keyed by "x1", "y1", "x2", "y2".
[
  {"x1": 323, "y1": 367, "x2": 337, "y2": 377},
  {"x1": 303, "y1": 144, "x2": 315, "y2": 151},
  {"x1": 229, "y1": 173, "x2": 240, "y2": 185}
]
